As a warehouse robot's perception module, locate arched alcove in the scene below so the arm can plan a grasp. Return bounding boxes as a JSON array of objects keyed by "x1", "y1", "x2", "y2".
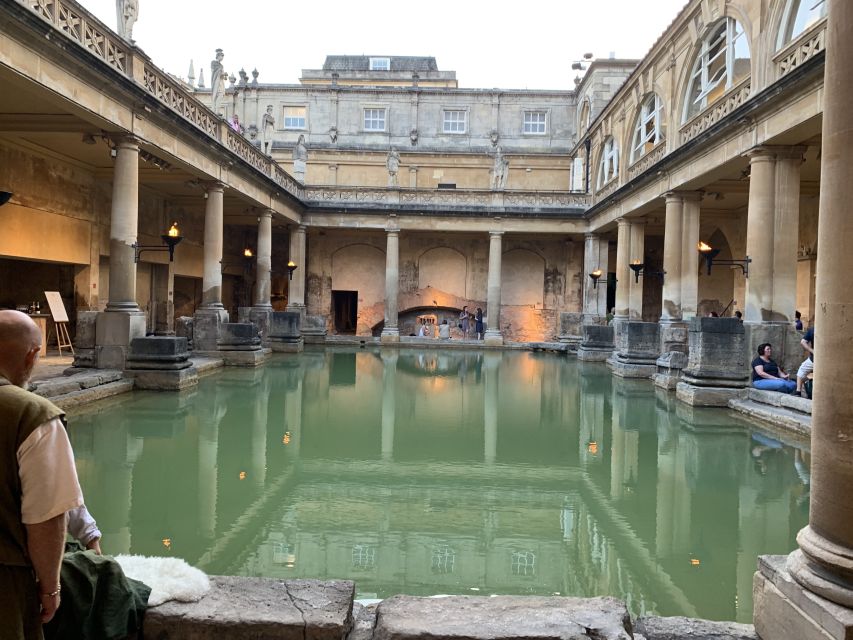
[
  {"x1": 501, "y1": 249, "x2": 545, "y2": 306},
  {"x1": 418, "y1": 247, "x2": 467, "y2": 299}
]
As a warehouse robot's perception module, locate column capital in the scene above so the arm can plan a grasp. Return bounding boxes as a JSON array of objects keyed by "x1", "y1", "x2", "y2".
[
  {"x1": 744, "y1": 146, "x2": 777, "y2": 163},
  {"x1": 663, "y1": 191, "x2": 683, "y2": 204},
  {"x1": 259, "y1": 209, "x2": 273, "y2": 220},
  {"x1": 109, "y1": 135, "x2": 140, "y2": 149},
  {"x1": 202, "y1": 181, "x2": 226, "y2": 194},
  {"x1": 296, "y1": 224, "x2": 307, "y2": 233},
  {"x1": 679, "y1": 190, "x2": 704, "y2": 202},
  {"x1": 616, "y1": 217, "x2": 631, "y2": 228},
  {"x1": 489, "y1": 230, "x2": 504, "y2": 238},
  {"x1": 584, "y1": 232, "x2": 598, "y2": 241},
  {"x1": 385, "y1": 228, "x2": 400, "y2": 236}
]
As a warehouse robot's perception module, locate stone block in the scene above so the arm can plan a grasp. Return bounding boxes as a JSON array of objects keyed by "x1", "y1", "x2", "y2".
[
  {"x1": 754, "y1": 554, "x2": 853, "y2": 640},
  {"x1": 248, "y1": 307, "x2": 272, "y2": 345},
  {"x1": 676, "y1": 382, "x2": 744, "y2": 407},
  {"x1": 193, "y1": 308, "x2": 229, "y2": 352},
  {"x1": 681, "y1": 317, "x2": 749, "y2": 387},
  {"x1": 659, "y1": 321, "x2": 688, "y2": 354},
  {"x1": 126, "y1": 367, "x2": 198, "y2": 390},
  {"x1": 217, "y1": 322, "x2": 262, "y2": 350},
  {"x1": 126, "y1": 336, "x2": 191, "y2": 370},
  {"x1": 636, "y1": 615, "x2": 757, "y2": 640},
  {"x1": 237, "y1": 306, "x2": 252, "y2": 324},
  {"x1": 747, "y1": 388, "x2": 784, "y2": 407},
  {"x1": 780, "y1": 393, "x2": 812, "y2": 414},
  {"x1": 373, "y1": 594, "x2": 633, "y2": 640},
  {"x1": 559, "y1": 312, "x2": 584, "y2": 339},
  {"x1": 221, "y1": 349, "x2": 267, "y2": 367},
  {"x1": 144, "y1": 576, "x2": 354, "y2": 640},
  {"x1": 301, "y1": 314, "x2": 328, "y2": 344},
  {"x1": 653, "y1": 351, "x2": 688, "y2": 390},
  {"x1": 269, "y1": 312, "x2": 304, "y2": 352},
  {"x1": 613, "y1": 321, "x2": 660, "y2": 362},
  {"x1": 582, "y1": 324, "x2": 615, "y2": 349},
  {"x1": 95, "y1": 311, "x2": 147, "y2": 369},
  {"x1": 176, "y1": 316, "x2": 194, "y2": 350},
  {"x1": 73, "y1": 311, "x2": 98, "y2": 349}
]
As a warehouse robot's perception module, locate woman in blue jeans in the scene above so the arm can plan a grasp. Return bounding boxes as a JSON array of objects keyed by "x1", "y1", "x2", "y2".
[{"x1": 751, "y1": 343, "x2": 797, "y2": 393}]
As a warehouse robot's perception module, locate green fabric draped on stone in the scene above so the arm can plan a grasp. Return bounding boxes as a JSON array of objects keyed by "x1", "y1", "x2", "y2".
[{"x1": 43, "y1": 542, "x2": 150, "y2": 640}]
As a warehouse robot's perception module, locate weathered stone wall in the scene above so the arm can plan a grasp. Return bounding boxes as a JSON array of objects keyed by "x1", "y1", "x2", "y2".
[{"x1": 305, "y1": 231, "x2": 582, "y2": 341}]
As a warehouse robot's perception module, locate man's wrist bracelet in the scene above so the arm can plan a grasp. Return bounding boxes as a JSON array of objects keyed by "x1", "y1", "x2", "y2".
[{"x1": 40, "y1": 586, "x2": 61, "y2": 597}]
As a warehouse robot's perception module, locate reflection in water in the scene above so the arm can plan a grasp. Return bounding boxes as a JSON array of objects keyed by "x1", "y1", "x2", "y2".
[{"x1": 68, "y1": 348, "x2": 809, "y2": 622}]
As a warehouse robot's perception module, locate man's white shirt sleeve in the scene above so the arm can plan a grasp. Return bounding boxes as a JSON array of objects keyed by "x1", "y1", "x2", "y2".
[{"x1": 17, "y1": 417, "x2": 83, "y2": 524}]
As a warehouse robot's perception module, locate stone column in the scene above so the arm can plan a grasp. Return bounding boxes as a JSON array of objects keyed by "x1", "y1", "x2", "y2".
[
  {"x1": 744, "y1": 149, "x2": 776, "y2": 323},
  {"x1": 95, "y1": 137, "x2": 146, "y2": 368},
  {"x1": 380, "y1": 229, "x2": 400, "y2": 343},
  {"x1": 286, "y1": 225, "x2": 306, "y2": 311},
  {"x1": 582, "y1": 233, "x2": 608, "y2": 324},
  {"x1": 484, "y1": 231, "x2": 504, "y2": 345},
  {"x1": 614, "y1": 218, "x2": 631, "y2": 319},
  {"x1": 661, "y1": 193, "x2": 684, "y2": 321},
  {"x1": 786, "y1": 0, "x2": 853, "y2": 613},
  {"x1": 628, "y1": 220, "x2": 646, "y2": 320},
  {"x1": 105, "y1": 138, "x2": 141, "y2": 312},
  {"x1": 193, "y1": 182, "x2": 229, "y2": 352},
  {"x1": 772, "y1": 148, "x2": 805, "y2": 323},
  {"x1": 680, "y1": 193, "x2": 702, "y2": 319},
  {"x1": 201, "y1": 183, "x2": 225, "y2": 309},
  {"x1": 253, "y1": 210, "x2": 273, "y2": 309}
]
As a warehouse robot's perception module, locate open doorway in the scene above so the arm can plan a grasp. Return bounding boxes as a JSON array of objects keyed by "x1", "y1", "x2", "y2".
[{"x1": 332, "y1": 290, "x2": 358, "y2": 334}]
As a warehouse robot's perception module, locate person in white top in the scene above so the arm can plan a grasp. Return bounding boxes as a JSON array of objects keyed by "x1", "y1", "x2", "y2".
[{"x1": 0, "y1": 310, "x2": 83, "y2": 635}]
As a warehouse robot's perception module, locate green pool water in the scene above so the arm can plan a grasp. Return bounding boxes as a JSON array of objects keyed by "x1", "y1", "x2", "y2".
[{"x1": 68, "y1": 348, "x2": 809, "y2": 622}]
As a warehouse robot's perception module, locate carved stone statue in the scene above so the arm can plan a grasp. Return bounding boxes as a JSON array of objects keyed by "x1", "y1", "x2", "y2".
[
  {"x1": 386, "y1": 147, "x2": 401, "y2": 188},
  {"x1": 116, "y1": 0, "x2": 138, "y2": 42},
  {"x1": 210, "y1": 49, "x2": 225, "y2": 114},
  {"x1": 490, "y1": 145, "x2": 509, "y2": 190},
  {"x1": 410, "y1": 128, "x2": 419, "y2": 146},
  {"x1": 262, "y1": 105, "x2": 275, "y2": 155},
  {"x1": 292, "y1": 134, "x2": 308, "y2": 183},
  {"x1": 328, "y1": 126, "x2": 338, "y2": 143}
]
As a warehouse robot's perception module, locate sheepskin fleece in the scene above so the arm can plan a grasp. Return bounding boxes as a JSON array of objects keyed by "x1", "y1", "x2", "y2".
[{"x1": 114, "y1": 555, "x2": 210, "y2": 606}]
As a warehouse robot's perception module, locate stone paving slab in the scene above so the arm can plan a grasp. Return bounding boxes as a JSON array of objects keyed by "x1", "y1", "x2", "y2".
[
  {"x1": 635, "y1": 615, "x2": 757, "y2": 639},
  {"x1": 48, "y1": 379, "x2": 134, "y2": 410},
  {"x1": 728, "y1": 398, "x2": 810, "y2": 437},
  {"x1": 373, "y1": 595, "x2": 632, "y2": 640},
  {"x1": 144, "y1": 576, "x2": 354, "y2": 640}
]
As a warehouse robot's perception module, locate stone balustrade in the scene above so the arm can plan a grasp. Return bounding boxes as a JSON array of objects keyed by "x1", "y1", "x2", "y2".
[
  {"x1": 679, "y1": 80, "x2": 752, "y2": 145},
  {"x1": 303, "y1": 186, "x2": 590, "y2": 214},
  {"x1": 775, "y1": 20, "x2": 827, "y2": 79},
  {"x1": 627, "y1": 143, "x2": 667, "y2": 182}
]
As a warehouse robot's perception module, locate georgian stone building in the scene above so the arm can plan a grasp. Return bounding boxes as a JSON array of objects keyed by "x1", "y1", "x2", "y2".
[{"x1": 2, "y1": 1, "x2": 853, "y2": 635}]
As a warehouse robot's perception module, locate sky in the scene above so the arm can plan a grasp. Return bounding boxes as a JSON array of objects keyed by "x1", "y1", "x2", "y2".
[{"x1": 81, "y1": 0, "x2": 689, "y2": 91}]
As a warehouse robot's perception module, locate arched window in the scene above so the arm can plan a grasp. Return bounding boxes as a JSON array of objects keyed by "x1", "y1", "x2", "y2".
[
  {"x1": 683, "y1": 18, "x2": 750, "y2": 123},
  {"x1": 596, "y1": 137, "x2": 618, "y2": 190},
  {"x1": 579, "y1": 100, "x2": 591, "y2": 135},
  {"x1": 630, "y1": 93, "x2": 664, "y2": 164},
  {"x1": 777, "y1": 0, "x2": 826, "y2": 49}
]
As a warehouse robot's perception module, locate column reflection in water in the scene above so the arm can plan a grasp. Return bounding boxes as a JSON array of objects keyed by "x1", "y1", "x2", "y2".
[
  {"x1": 380, "y1": 350, "x2": 397, "y2": 460},
  {"x1": 68, "y1": 349, "x2": 811, "y2": 622}
]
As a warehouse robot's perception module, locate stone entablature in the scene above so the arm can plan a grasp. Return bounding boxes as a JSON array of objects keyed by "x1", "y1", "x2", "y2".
[{"x1": 303, "y1": 186, "x2": 590, "y2": 214}]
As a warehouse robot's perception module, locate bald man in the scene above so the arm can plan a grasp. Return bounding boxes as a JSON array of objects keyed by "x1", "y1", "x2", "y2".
[{"x1": 0, "y1": 310, "x2": 83, "y2": 639}]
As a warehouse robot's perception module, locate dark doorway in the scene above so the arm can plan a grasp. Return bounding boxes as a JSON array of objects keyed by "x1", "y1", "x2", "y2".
[
  {"x1": 332, "y1": 290, "x2": 358, "y2": 334},
  {"x1": 607, "y1": 272, "x2": 617, "y2": 315}
]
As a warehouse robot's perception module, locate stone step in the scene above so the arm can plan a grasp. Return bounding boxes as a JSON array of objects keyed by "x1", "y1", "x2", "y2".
[
  {"x1": 49, "y1": 379, "x2": 134, "y2": 410},
  {"x1": 636, "y1": 615, "x2": 757, "y2": 639},
  {"x1": 728, "y1": 397, "x2": 811, "y2": 437},
  {"x1": 746, "y1": 388, "x2": 812, "y2": 414},
  {"x1": 32, "y1": 369, "x2": 124, "y2": 399}
]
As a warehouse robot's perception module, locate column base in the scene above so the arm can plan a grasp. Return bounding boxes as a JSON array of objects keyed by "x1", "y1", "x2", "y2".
[
  {"x1": 791, "y1": 527, "x2": 853, "y2": 608},
  {"x1": 755, "y1": 554, "x2": 853, "y2": 640},
  {"x1": 95, "y1": 310, "x2": 146, "y2": 370},
  {"x1": 675, "y1": 381, "x2": 744, "y2": 407},
  {"x1": 193, "y1": 308, "x2": 229, "y2": 352},
  {"x1": 484, "y1": 330, "x2": 503, "y2": 346},
  {"x1": 380, "y1": 327, "x2": 400, "y2": 343}
]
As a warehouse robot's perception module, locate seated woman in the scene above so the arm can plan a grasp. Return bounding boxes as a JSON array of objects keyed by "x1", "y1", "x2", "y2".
[{"x1": 751, "y1": 343, "x2": 797, "y2": 393}]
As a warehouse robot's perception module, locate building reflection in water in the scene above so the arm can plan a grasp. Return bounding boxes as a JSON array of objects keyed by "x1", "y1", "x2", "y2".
[{"x1": 68, "y1": 348, "x2": 809, "y2": 622}]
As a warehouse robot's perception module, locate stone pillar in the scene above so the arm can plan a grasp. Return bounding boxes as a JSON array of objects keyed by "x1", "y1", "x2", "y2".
[
  {"x1": 759, "y1": 3, "x2": 853, "y2": 634},
  {"x1": 582, "y1": 233, "x2": 608, "y2": 324},
  {"x1": 95, "y1": 137, "x2": 146, "y2": 368},
  {"x1": 254, "y1": 210, "x2": 273, "y2": 309},
  {"x1": 772, "y1": 148, "x2": 805, "y2": 324},
  {"x1": 628, "y1": 220, "x2": 645, "y2": 320},
  {"x1": 484, "y1": 231, "x2": 504, "y2": 345},
  {"x1": 106, "y1": 138, "x2": 140, "y2": 312},
  {"x1": 680, "y1": 193, "x2": 701, "y2": 319},
  {"x1": 744, "y1": 149, "x2": 776, "y2": 323},
  {"x1": 286, "y1": 225, "x2": 306, "y2": 312},
  {"x1": 614, "y1": 218, "x2": 631, "y2": 319},
  {"x1": 661, "y1": 193, "x2": 684, "y2": 321},
  {"x1": 201, "y1": 183, "x2": 225, "y2": 309},
  {"x1": 193, "y1": 183, "x2": 229, "y2": 352},
  {"x1": 380, "y1": 229, "x2": 400, "y2": 343}
]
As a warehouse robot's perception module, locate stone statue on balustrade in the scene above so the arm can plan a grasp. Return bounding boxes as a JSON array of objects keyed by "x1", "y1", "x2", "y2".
[
  {"x1": 490, "y1": 145, "x2": 509, "y2": 190},
  {"x1": 210, "y1": 49, "x2": 226, "y2": 115},
  {"x1": 116, "y1": 0, "x2": 138, "y2": 42},
  {"x1": 292, "y1": 135, "x2": 308, "y2": 183},
  {"x1": 262, "y1": 105, "x2": 275, "y2": 155},
  {"x1": 386, "y1": 147, "x2": 401, "y2": 188}
]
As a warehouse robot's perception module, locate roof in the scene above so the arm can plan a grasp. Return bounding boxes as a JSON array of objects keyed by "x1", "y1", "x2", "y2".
[{"x1": 322, "y1": 56, "x2": 440, "y2": 72}]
